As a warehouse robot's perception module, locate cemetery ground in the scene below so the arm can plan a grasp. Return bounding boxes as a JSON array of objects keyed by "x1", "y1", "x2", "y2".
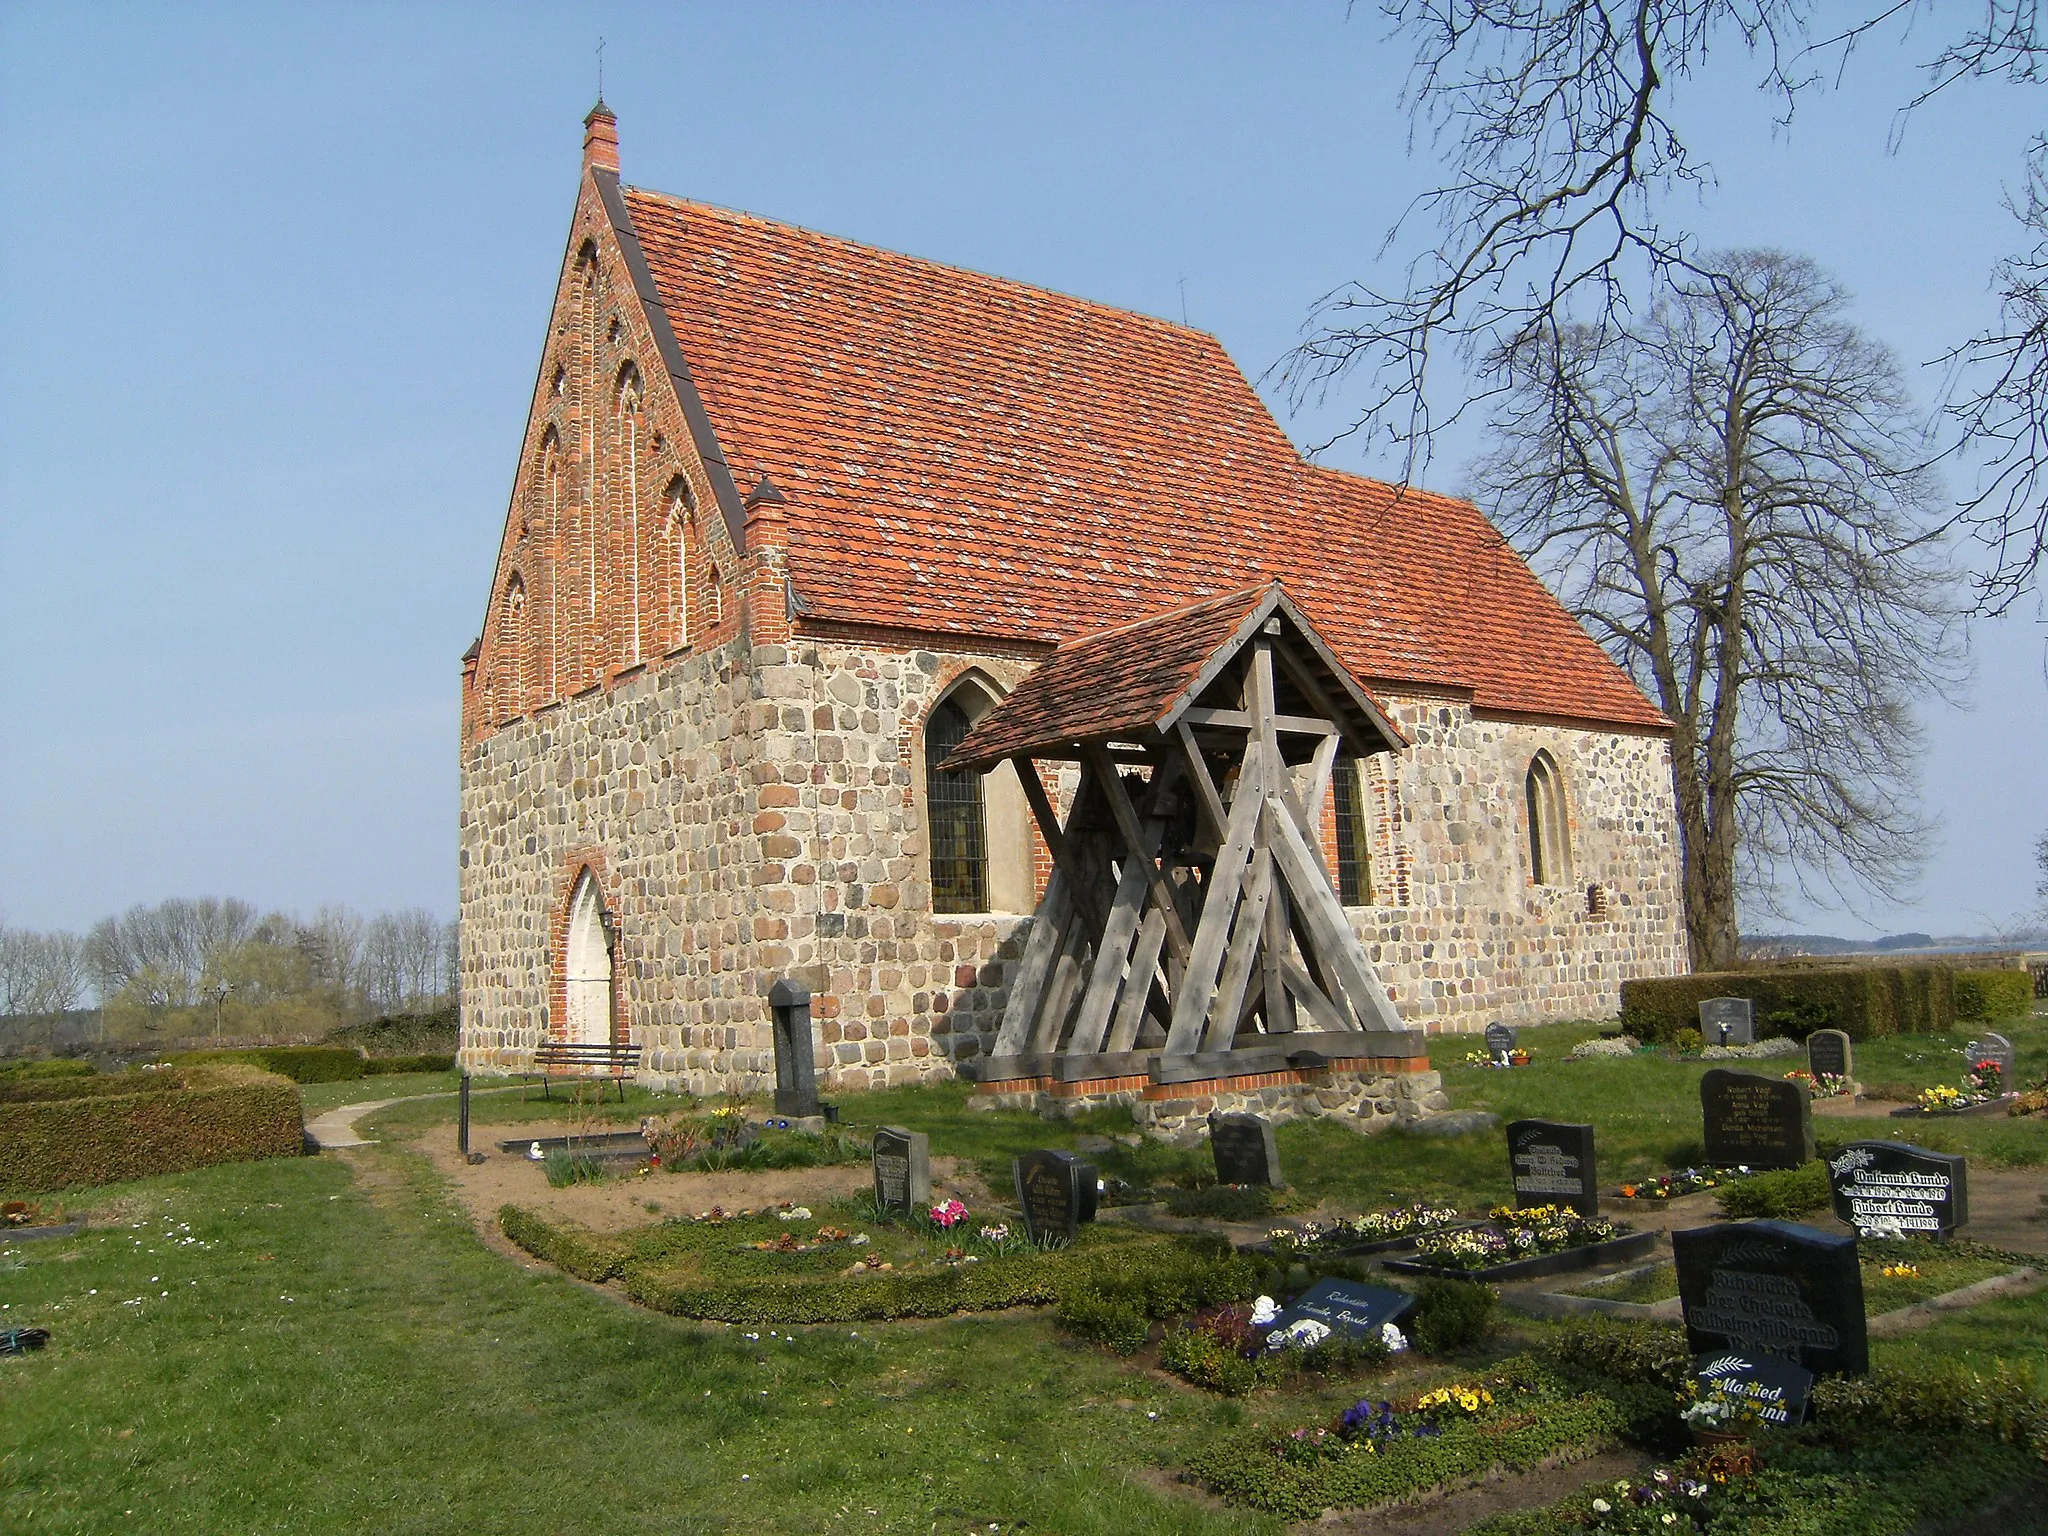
[{"x1": 4, "y1": 1014, "x2": 2048, "y2": 1533}]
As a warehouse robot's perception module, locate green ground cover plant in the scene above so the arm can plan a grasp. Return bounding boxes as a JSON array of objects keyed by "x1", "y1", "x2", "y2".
[{"x1": 1555, "y1": 1240, "x2": 2020, "y2": 1312}]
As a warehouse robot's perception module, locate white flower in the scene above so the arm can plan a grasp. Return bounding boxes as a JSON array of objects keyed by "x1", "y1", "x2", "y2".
[
  {"x1": 1249, "y1": 1295, "x2": 1279, "y2": 1326},
  {"x1": 1662, "y1": 1516, "x2": 1677, "y2": 1527},
  {"x1": 1592, "y1": 1499, "x2": 1611, "y2": 1514},
  {"x1": 778, "y1": 1207, "x2": 812, "y2": 1221},
  {"x1": 1381, "y1": 1322, "x2": 1408, "y2": 1353},
  {"x1": 1270, "y1": 1318, "x2": 1331, "y2": 1351}
]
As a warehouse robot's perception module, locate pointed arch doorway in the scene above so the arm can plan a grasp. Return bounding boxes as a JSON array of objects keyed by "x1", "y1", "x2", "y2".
[{"x1": 564, "y1": 871, "x2": 615, "y2": 1045}]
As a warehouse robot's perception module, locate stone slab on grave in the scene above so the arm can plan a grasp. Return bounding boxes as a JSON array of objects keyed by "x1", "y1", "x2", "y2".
[
  {"x1": 1828, "y1": 1141, "x2": 1968, "y2": 1237},
  {"x1": 1209, "y1": 1111, "x2": 1284, "y2": 1188},
  {"x1": 1692, "y1": 1349, "x2": 1815, "y2": 1428},
  {"x1": 1506, "y1": 1119, "x2": 1599, "y2": 1217},
  {"x1": 1700, "y1": 1068, "x2": 1815, "y2": 1170},
  {"x1": 871, "y1": 1127, "x2": 931, "y2": 1217},
  {"x1": 1672, "y1": 1219, "x2": 1868, "y2": 1375},
  {"x1": 1267, "y1": 1276, "x2": 1414, "y2": 1344},
  {"x1": 1806, "y1": 1029, "x2": 1853, "y2": 1083},
  {"x1": 1699, "y1": 997, "x2": 1756, "y2": 1048},
  {"x1": 1484, "y1": 1022, "x2": 1518, "y2": 1063},
  {"x1": 1965, "y1": 1031, "x2": 2017, "y2": 1093},
  {"x1": 1013, "y1": 1150, "x2": 1098, "y2": 1246}
]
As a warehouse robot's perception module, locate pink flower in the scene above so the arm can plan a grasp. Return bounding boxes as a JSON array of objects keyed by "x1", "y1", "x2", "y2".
[{"x1": 929, "y1": 1199, "x2": 968, "y2": 1228}]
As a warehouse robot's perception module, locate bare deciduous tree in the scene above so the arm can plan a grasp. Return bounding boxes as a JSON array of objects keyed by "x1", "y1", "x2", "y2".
[
  {"x1": 1471, "y1": 250, "x2": 1967, "y2": 965},
  {"x1": 359, "y1": 908, "x2": 455, "y2": 1016},
  {"x1": 1292, "y1": 1, "x2": 2048, "y2": 606},
  {"x1": 0, "y1": 924, "x2": 88, "y2": 1017}
]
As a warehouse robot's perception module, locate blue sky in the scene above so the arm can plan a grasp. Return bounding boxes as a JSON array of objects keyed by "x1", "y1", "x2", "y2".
[{"x1": 1, "y1": 2, "x2": 2042, "y2": 938}]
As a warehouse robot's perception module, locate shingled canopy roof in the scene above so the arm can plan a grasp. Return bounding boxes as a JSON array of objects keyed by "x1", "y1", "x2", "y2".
[
  {"x1": 946, "y1": 582, "x2": 1405, "y2": 771},
  {"x1": 618, "y1": 186, "x2": 1669, "y2": 732}
]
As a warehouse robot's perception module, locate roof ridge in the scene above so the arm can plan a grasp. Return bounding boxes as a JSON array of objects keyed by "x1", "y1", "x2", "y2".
[
  {"x1": 620, "y1": 184, "x2": 1225, "y2": 351},
  {"x1": 1050, "y1": 583, "x2": 1272, "y2": 650}
]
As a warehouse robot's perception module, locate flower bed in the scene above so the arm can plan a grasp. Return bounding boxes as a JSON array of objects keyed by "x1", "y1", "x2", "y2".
[
  {"x1": 1264, "y1": 1203, "x2": 1464, "y2": 1257},
  {"x1": 1384, "y1": 1206, "x2": 1656, "y2": 1282},
  {"x1": 1180, "y1": 1357, "x2": 1628, "y2": 1520},
  {"x1": 1780, "y1": 1069, "x2": 1853, "y2": 1099},
  {"x1": 1159, "y1": 1296, "x2": 1405, "y2": 1395},
  {"x1": 1463, "y1": 1048, "x2": 1533, "y2": 1068},
  {"x1": 1609, "y1": 1168, "x2": 1739, "y2": 1204}
]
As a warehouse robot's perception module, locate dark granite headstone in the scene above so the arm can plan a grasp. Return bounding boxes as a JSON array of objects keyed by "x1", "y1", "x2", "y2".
[
  {"x1": 1828, "y1": 1140, "x2": 1968, "y2": 1237},
  {"x1": 1692, "y1": 1350, "x2": 1815, "y2": 1428},
  {"x1": 1209, "y1": 1112, "x2": 1284, "y2": 1188},
  {"x1": 1965, "y1": 1032, "x2": 2016, "y2": 1092},
  {"x1": 1699, "y1": 997, "x2": 1756, "y2": 1047},
  {"x1": 1484, "y1": 1022, "x2": 1518, "y2": 1061},
  {"x1": 1806, "y1": 1029, "x2": 1853, "y2": 1082},
  {"x1": 1673, "y1": 1219, "x2": 1867, "y2": 1375},
  {"x1": 1013, "y1": 1150, "x2": 1097, "y2": 1246},
  {"x1": 769, "y1": 977, "x2": 819, "y2": 1118},
  {"x1": 871, "y1": 1126, "x2": 930, "y2": 1217},
  {"x1": 1700, "y1": 1068, "x2": 1815, "y2": 1170},
  {"x1": 1506, "y1": 1119, "x2": 1599, "y2": 1217},
  {"x1": 1268, "y1": 1277, "x2": 1415, "y2": 1343}
]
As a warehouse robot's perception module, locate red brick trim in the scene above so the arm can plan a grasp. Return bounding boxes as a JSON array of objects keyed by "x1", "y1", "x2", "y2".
[{"x1": 547, "y1": 849, "x2": 626, "y2": 1045}]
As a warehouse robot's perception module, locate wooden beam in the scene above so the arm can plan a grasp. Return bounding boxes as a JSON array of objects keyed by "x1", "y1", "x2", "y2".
[
  {"x1": 1162, "y1": 740, "x2": 1266, "y2": 1055},
  {"x1": 1029, "y1": 922, "x2": 1091, "y2": 1055},
  {"x1": 1105, "y1": 907, "x2": 1169, "y2": 1054},
  {"x1": 1265, "y1": 796, "x2": 1404, "y2": 1031},
  {"x1": 1175, "y1": 721, "x2": 1229, "y2": 843},
  {"x1": 990, "y1": 872, "x2": 1074, "y2": 1055},
  {"x1": 1083, "y1": 745, "x2": 1193, "y2": 965},
  {"x1": 1065, "y1": 846, "x2": 1152, "y2": 1057},
  {"x1": 1271, "y1": 637, "x2": 1382, "y2": 762},
  {"x1": 1202, "y1": 845, "x2": 1273, "y2": 1053},
  {"x1": 1011, "y1": 755, "x2": 1112, "y2": 936},
  {"x1": 1180, "y1": 706, "x2": 1338, "y2": 736},
  {"x1": 1262, "y1": 875, "x2": 1295, "y2": 1035},
  {"x1": 1281, "y1": 956, "x2": 1352, "y2": 1033}
]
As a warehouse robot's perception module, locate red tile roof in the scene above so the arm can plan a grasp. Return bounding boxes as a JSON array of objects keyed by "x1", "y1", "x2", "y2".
[{"x1": 622, "y1": 188, "x2": 1668, "y2": 732}]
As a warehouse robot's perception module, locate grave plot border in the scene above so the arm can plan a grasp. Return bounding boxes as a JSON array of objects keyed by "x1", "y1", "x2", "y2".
[
  {"x1": 1243, "y1": 1219, "x2": 1485, "y2": 1259},
  {"x1": 1384, "y1": 1228, "x2": 1660, "y2": 1283}
]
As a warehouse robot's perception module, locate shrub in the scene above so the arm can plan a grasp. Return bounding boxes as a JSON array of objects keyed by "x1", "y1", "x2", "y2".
[
  {"x1": 173, "y1": 1046, "x2": 364, "y2": 1084},
  {"x1": 1620, "y1": 967, "x2": 1956, "y2": 1042},
  {"x1": 1407, "y1": 1277, "x2": 1499, "y2": 1354},
  {"x1": 324, "y1": 1007, "x2": 459, "y2": 1056},
  {"x1": 0, "y1": 1065, "x2": 303, "y2": 1194},
  {"x1": 361, "y1": 1054, "x2": 457, "y2": 1075},
  {"x1": 1954, "y1": 968, "x2": 2033, "y2": 1022},
  {"x1": 1056, "y1": 1286, "x2": 1153, "y2": 1353},
  {"x1": 1812, "y1": 1359, "x2": 2048, "y2": 1458},
  {"x1": 1713, "y1": 1160, "x2": 1832, "y2": 1219},
  {"x1": 1672, "y1": 1027, "x2": 1703, "y2": 1055},
  {"x1": 497, "y1": 1204, "x2": 629, "y2": 1281},
  {"x1": 1159, "y1": 1309, "x2": 1281, "y2": 1394},
  {"x1": 0, "y1": 1059, "x2": 96, "y2": 1082}
]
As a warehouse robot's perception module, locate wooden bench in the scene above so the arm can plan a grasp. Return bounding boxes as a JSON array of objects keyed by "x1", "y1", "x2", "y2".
[{"x1": 527, "y1": 1040, "x2": 642, "y2": 1102}]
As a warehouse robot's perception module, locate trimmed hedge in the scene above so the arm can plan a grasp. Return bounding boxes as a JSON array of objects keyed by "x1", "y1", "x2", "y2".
[
  {"x1": 1713, "y1": 1160, "x2": 1833, "y2": 1219},
  {"x1": 0, "y1": 1065, "x2": 303, "y2": 1194},
  {"x1": 324, "y1": 1007, "x2": 458, "y2": 1056},
  {"x1": 0, "y1": 1059, "x2": 96, "y2": 1082},
  {"x1": 362, "y1": 1053, "x2": 457, "y2": 1075},
  {"x1": 171, "y1": 1046, "x2": 364, "y2": 1083},
  {"x1": 1620, "y1": 967, "x2": 1956, "y2": 1042},
  {"x1": 1955, "y1": 968, "x2": 2034, "y2": 1023}
]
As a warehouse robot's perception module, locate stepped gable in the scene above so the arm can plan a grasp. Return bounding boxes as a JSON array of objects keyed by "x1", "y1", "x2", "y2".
[{"x1": 619, "y1": 187, "x2": 1668, "y2": 732}]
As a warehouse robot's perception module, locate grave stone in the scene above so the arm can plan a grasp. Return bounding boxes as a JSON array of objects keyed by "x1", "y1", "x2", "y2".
[
  {"x1": 1672, "y1": 1219, "x2": 1867, "y2": 1375},
  {"x1": 1964, "y1": 1031, "x2": 2016, "y2": 1093},
  {"x1": 1267, "y1": 1277, "x2": 1415, "y2": 1344},
  {"x1": 1700, "y1": 1068, "x2": 1815, "y2": 1169},
  {"x1": 768, "y1": 977, "x2": 819, "y2": 1118},
  {"x1": 1691, "y1": 1350, "x2": 1815, "y2": 1429},
  {"x1": 1013, "y1": 1150, "x2": 1097, "y2": 1245},
  {"x1": 871, "y1": 1126, "x2": 930, "y2": 1218},
  {"x1": 1699, "y1": 997, "x2": 1756, "y2": 1048},
  {"x1": 1209, "y1": 1112, "x2": 1285, "y2": 1188},
  {"x1": 1505, "y1": 1119, "x2": 1599, "y2": 1217},
  {"x1": 1484, "y1": 1022, "x2": 1518, "y2": 1062},
  {"x1": 1827, "y1": 1140, "x2": 1968, "y2": 1237},
  {"x1": 1806, "y1": 1029, "x2": 1853, "y2": 1084}
]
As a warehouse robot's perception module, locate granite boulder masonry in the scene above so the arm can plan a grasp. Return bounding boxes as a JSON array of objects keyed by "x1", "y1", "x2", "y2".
[{"x1": 1700, "y1": 1067, "x2": 1815, "y2": 1169}]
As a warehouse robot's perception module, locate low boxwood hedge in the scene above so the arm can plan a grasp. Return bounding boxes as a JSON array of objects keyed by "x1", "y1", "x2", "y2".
[
  {"x1": 1954, "y1": 967, "x2": 2034, "y2": 1022},
  {"x1": 1712, "y1": 1160, "x2": 1833, "y2": 1219},
  {"x1": 171, "y1": 1046, "x2": 364, "y2": 1083},
  {"x1": 1620, "y1": 967, "x2": 1955, "y2": 1042},
  {"x1": 362, "y1": 1053, "x2": 456, "y2": 1075},
  {"x1": 0, "y1": 1065, "x2": 303, "y2": 1194}
]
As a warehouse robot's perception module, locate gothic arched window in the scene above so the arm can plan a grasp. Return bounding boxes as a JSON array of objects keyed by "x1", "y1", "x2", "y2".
[
  {"x1": 1331, "y1": 757, "x2": 1374, "y2": 906},
  {"x1": 564, "y1": 870, "x2": 614, "y2": 1045},
  {"x1": 1525, "y1": 751, "x2": 1571, "y2": 887},
  {"x1": 926, "y1": 696, "x2": 988, "y2": 914}
]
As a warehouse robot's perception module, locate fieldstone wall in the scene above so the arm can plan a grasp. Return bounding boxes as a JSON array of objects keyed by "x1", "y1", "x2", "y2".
[{"x1": 460, "y1": 636, "x2": 1689, "y2": 1095}]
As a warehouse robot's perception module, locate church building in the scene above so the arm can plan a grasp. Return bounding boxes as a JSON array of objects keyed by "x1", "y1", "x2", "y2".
[{"x1": 456, "y1": 106, "x2": 1689, "y2": 1098}]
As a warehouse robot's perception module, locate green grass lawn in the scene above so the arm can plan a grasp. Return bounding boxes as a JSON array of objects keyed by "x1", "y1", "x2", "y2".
[{"x1": 294, "y1": 1071, "x2": 464, "y2": 1114}]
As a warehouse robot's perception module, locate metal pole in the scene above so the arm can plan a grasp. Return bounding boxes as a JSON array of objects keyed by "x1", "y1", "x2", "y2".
[{"x1": 459, "y1": 1073, "x2": 471, "y2": 1156}]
